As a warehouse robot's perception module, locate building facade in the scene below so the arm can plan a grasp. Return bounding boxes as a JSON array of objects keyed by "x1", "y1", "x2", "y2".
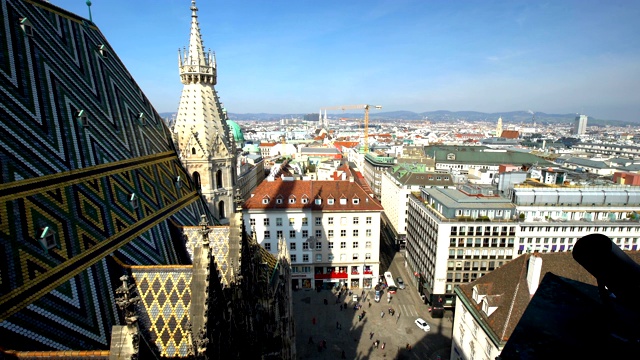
[
  {"x1": 242, "y1": 178, "x2": 383, "y2": 290},
  {"x1": 573, "y1": 114, "x2": 588, "y2": 135}
]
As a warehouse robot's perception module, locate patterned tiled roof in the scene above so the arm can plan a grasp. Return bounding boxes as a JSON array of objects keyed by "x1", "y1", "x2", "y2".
[
  {"x1": 131, "y1": 267, "x2": 193, "y2": 358},
  {"x1": 243, "y1": 179, "x2": 383, "y2": 212}
]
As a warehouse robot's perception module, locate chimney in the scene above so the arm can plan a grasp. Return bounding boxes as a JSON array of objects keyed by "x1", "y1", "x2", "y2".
[{"x1": 526, "y1": 254, "x2": 543, "y2": 296}]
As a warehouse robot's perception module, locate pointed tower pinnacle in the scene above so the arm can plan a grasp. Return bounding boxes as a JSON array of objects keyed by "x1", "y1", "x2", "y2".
[
  {"x1": 496, "y1": 116, "x2": 503, "y2": 137},
  {"x1": 173, "y1": 0, "x2": 237, "y2": 223}
]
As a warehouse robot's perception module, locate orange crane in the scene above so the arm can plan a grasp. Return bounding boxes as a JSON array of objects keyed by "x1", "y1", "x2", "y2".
[{"x1": 320, "y1": 104, "x2": 382, "y2": 153}]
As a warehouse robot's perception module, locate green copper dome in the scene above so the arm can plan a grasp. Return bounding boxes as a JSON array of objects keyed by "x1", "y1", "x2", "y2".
[{"x1": 226, "y1": 120, "x2": 244, "y2": 143}]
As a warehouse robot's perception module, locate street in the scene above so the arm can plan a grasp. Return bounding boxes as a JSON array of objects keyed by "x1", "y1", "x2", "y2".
[{"x1": 292, "y1": 229, "x2": 453, "y2": 359}]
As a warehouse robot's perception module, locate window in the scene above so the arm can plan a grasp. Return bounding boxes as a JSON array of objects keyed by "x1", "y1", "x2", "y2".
[
  {"x1": 340, "y1": 230, "x2": 347, "y2": 237},
  {"x1": 250, "y1": 219, "x2": 256, "y2": 226},
  {"x1": 353, "y1": 198, "x2": 360, "y2": 204},
  {"x1": 315, "y1": 230, "x2": 322, "y2": 238},
  {"x1": 315, "y1": 241, "x2": 322, "y2": 250},
  {"x1": 276, "y1": 198, "x2": 283, "y2": 204},
  {"x1": 39, "y1": 227, "x2": 57, "y2": 250},
  {"x1": 328, "y1": 242, "x2": 334, "y2": 249},
  {"x1": 276, "y1": 230, "x2": 283, "y2": 239},
  {"x1": 303, "y1": 242, "x2": 309, "y2": 250},
  {"x1": 288, "y1": 197, "x2": 295, "y2": 204},
  {"x1": 263, "y1": 218, "x2": 270, "y2": 226},
  {"x1": 289, "y1": 230, "x2": 296, "y2": 238},
  {"x1": 353, "y1": 253, "x2": 359, "y2": 260},
  {"x1": 328, "y1": 198, "x2": 335, "y2": 205},
  {"x1": 366, "y1": 217, "x2": 372, "y2": 224},
  {"x1": 264, "y1": 242, "x2": 271, "y2": 251},
  {"x1": 366, "y1": 241, "x2": 372, "y2": 248},
  {"x1": 341, "y1": 242, "x2": 347, "y2": 249},
  {"x1": 353, "y1": 217, "x2": 359, "y2": 224},
  {"x1": 315, "y1": 217, "x2": 321, "y2": 225},
  {"x1": 303, "y1": 254, "x2": 309, "y2": 262},
  {"x1": 264, "y1": 231, "x2": 271, "y2": 239},
  {"x1": 365, "y1": 253, "x2": 371, "y2": 260},
  {"x1": 328, "y1": 254, "x2": 334, "y2": 261},
  {"x1": 328, "y1": 217, "x2": 334, "y2": 225},
  {"x1": 262, "y1": 198, "x2": 269, "y2": 204},
  {"x1": 353, "y1": 241, "x2": 359, "y2": 248},
  {"x1": 76, "y1": 110, "x2": 88, "y2": 127},
  {"x1": 289, "y1": 218, "x2": 295, "y2": 226},
  {"x1": 276, "y1": 218, "x2": 283, "y2": 226},
  {"x1": 353, "y1": 229, "x2": 359, "y2": 237},
  {"x1": 366, "y1": 229, "x2": 372, "y2": 237},
  {"x1": 315, "y1": 198, "x2": 322, "y2": 205},
  {"x1": 340, "y1": 197, "x2": 347, "y2": 205},
  {"x1": 316, "y1": 254, "x2": 322, "y2": 261},
  {"x1": 302, "y1": 230, "x2": 308, "y2": 238},
  {"x1": 328, "y1": 230, "x2": 334, "y2": 238},
  {"x1": 341, "y1": 254, "x2": 347, "y2": 261},
  {"x1": 291, "y1": 254, "x2": 297, "y2": 262},
  {"x1": 290, "y1": 242, "x2": 296, "y2": 250},
  {"x1": 341, "y1": 217, "x2": 347, "y2": 225},
  {"x1": 302, "y1": 217, "x2": 308, "y2": 226},
  {"x1": 130, "y1": 193, "x2": 138, "y2": 210},
  {"x1": 302, "y1": 266, "x2": 311, "y2": 272}
]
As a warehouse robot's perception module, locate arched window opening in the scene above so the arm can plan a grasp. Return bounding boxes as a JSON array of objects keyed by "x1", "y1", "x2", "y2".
[
  {"x1": 193, "y1": 171, "x2": 201, "y2": 190},
  {"x1": 191, "y1": 147, "x2": 196, "y2": 155},
  {"x1": 216, "y1": 170, "x2": 223, "y2": 189},
  {"x1": 218, "y1": 201, "x2": 225, "y2": 219}
]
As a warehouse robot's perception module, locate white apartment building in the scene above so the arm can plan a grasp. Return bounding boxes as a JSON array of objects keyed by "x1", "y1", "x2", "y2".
[
  {"x1": 406, "y1": 184, "x2": 640, "y2": 308},
  {"x1": 380, "y1": 164, "x2": 455, "y2": 249},
  {"x1": 242, "y1": 178, "x2": 383, "y2": 290}
]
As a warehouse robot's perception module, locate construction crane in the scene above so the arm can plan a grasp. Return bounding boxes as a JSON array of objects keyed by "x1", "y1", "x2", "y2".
[{"x1": 320, "y1": 104, "x2": 382, "y2": 153}]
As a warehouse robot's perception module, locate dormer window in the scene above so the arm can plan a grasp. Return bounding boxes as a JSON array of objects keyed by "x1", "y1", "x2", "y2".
[
  {"x1": 482, "y1": 299, "x2": 489, "y2": 314},
  {"x1": 276, "y1": 198, "x2": 283, "y2": 204},
  {"x1": 98, "y1": 44, "x2": 108, "y2": 58},
  {"x1": 353, "y1": 198, "x2": 360, "y2": 205},
  {"x1": 138, "y1": 113, "x2": 146, "y2": 126},
  {"x1": 315, "y1": 198, "x2": 322, "y2": 205},
  {"x1": 76, "y1": 110, "x2": 88, "y2": 127},
  {"x1": 447, "y1": 153, "x2": 456, "y2": 160},
  {"x1": 130, "y1": 193, "x2": 139, "y2": 210},
  {"x1": 262, "y1": 196, "x2": 270, "y2": 204},
  {"x1": 289, "y1": 198, "x2": 295, "y2": 204},
  {"x1": 301, "y1": 198, "x2": 308, "y2": 204},
  {"x1": 327, "y1": 198, "x2": 334, "y2": 205},
  {"x1": 472, "y1": 286, "x2": 479, "y2": 303},
  {"x1": 339, "y1": 198, "x2": 347, "y2": 205},
  {"x1": 20, "y1": 17, "x2": 33, "y2": 37},
  {"x1": 38, "y1": 226, "x2": 57, "y2": 251},
  {"x1": 175, "y1": 176, "x2": 181, "y2": 189}
]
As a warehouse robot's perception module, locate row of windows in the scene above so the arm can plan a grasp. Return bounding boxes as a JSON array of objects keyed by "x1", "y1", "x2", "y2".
[
  {"x1": 450, "y1": 226, "x2": 516, "y2": 236},
  {"x1": 450, "y1": 238, "x2": 515, "y2": 247},
  {"x1": 521, "y1": 225, "x2": 640, "y2": 233},
  {"x1": 250, "y1": 216, "x2": 374, "y2": 227},
  {"x1": 447, "y1": 260, "x2": 506, "y2": 271},
  {"x1": 283, "y1": 253, "x2": 372, "y2": 263},
  {"x1": 264, "y1": 240, "x2": 373, "y2": 251},
  {"x1": 261, "y1": 196, "x2": 363, "y2": 205},
  {"x1": 262, "y1": 229, "x2": 373, "y2": 239}
]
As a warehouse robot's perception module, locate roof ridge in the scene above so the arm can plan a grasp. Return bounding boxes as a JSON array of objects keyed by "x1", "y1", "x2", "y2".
[{"x1": 501, "y1": 253, "x2": 529, "y2": 340}]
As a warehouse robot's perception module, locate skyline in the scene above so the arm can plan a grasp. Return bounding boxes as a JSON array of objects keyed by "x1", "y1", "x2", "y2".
[{"x1": 54, "y1": 0, "x2": 640, "y2": 121}]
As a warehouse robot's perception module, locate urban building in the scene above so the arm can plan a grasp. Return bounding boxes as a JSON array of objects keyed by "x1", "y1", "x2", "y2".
[
  {"x1": 406, "y1": 187, "x2": 517, "y2": 307},
  {"x1": 573, "y1": 114, "x2": 588, "y2": 135},
  {"x1": 380, "y1": 164, "x2": 455, "y2": 249},
  {"x1": 452, "y1": 249, "x2": 640, "y2": 360},
  {"x1": 363, "y1": 152, "x2": 397, "y2": 199},
  {"x1": 242, "y1": 178, "x2": 383, "y2": 290},
  {"x1": 428, "y1": 145, "x2": 552, "y2": 174}
]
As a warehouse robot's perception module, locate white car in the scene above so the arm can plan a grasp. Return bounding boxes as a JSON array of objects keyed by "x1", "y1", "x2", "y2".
[{"x1": 414, "y1": 318, "x2": 431, "y2": 332}]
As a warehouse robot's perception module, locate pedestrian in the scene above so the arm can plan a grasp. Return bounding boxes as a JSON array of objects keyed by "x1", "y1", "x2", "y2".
[
  {"x1": 308, "y1": 336, "x2": 313, "y2": 344},
  {"x1": 369, "y1": 332, "x2": 374, "y2": 340},
  {"x1": 380, "y1": 311, "x2": 384, "y2": 318},
  {"x1": 368, "y1": 301, "x2": 371, "y2": 308},
  {"x1": 374, "y1": 340, "x2": 379, "y2": 348},
  {"x1": 340, "y1": 304, "x2": 343, "y2": 311},
  {"x1": 336, "y1": 321, "x2": 339, "y2": 329},
  {"x1": 322, "y1": 339, "x2": 327, "y2": 349},
  {"x1": 341, "y1": 350, "x2": 346, "y2": 359}
]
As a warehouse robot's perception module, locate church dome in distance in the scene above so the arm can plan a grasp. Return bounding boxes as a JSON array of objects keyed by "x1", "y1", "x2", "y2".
[{"x1": 226, "y1": 120, "x2": 245, "y2": 143}]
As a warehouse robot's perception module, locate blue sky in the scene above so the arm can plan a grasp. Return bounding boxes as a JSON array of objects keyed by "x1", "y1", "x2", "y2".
[{"x1": 54, "y1": 0, "x2": 640, "y2": 121}]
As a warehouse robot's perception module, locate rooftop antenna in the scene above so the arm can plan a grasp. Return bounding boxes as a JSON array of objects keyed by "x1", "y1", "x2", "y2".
[{"x1": 86, "y1": 1, "x2": 93, "y2": 22}]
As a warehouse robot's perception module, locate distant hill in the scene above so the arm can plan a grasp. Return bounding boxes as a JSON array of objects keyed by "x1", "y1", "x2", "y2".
[{"x1": 159, "y1": 111, "x2": 633, "y2": 127}]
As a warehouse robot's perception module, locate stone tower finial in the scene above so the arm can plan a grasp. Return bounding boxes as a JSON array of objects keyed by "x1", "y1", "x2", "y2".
[{"x1": 179, "y1": 0, "x2": 216, "y2": 85}]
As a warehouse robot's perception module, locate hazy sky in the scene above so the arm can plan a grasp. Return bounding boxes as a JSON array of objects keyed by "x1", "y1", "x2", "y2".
[{"x1": 54, "y1": 0, "x2": 640, "y2": 121}]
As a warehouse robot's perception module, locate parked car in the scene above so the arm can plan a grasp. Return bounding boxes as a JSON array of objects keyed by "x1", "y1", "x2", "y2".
[
  {"x1": 414, "y1": 318, "x2": 431, "y2": 332},
  {"x1": 396, "y1": 277, "x2": 405, "y2": 289}
]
